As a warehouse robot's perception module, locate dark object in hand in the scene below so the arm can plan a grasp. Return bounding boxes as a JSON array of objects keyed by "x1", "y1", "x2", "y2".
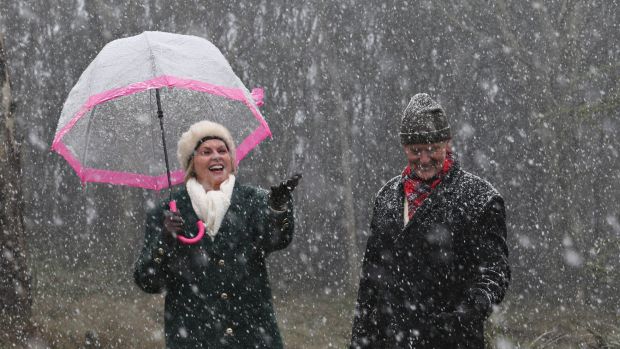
[
  {"x1": 163, "y1": 210, "x2": 184, "y2": 243},
  {"x1": 269, "y1": 173, "x2": 302, "y2": 210}
]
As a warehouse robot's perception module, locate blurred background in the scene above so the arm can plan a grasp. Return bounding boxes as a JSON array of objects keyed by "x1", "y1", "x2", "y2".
[{"x1": 0, "y1": 1, "x2": 618, "y2": 348}]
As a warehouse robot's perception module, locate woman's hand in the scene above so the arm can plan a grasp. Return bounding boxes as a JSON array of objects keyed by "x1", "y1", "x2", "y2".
[
  {"x1": 162, "y1": 210, "x2": 184, "y2": 243},
  {"x1": 269, "y1": 173, "x2": 302, "y2": 211}
]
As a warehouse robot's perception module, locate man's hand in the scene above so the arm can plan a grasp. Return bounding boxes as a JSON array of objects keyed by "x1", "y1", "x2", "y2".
[
  {"x1": 433, "y1": 291, "x2": 491, "y2": 334},
  {"x1": 269, "y1": 173, "x2": 302, "y2": 210}
]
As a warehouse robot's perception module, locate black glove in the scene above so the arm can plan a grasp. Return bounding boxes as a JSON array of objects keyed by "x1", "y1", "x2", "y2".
[
  {"x1": 433, "y1": 312, "x2": 462, "y2": 334},
  {"x1": 268, "y1": 173, "x2": 302, "y2": 210},
  {"x1": 433, "y1": 291, "x2": 491, "y2": 334},
  {"x1": 461, "y1": 290, "x2": 492, "y2": 318},
  {"x1": 162, "y1": 210, "x2": 184, "y2": 244}
]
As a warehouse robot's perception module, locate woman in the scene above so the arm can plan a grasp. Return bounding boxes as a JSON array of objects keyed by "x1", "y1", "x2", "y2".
[{"x1": 134, "y1": 120, "x2": 300, "y2": 348}]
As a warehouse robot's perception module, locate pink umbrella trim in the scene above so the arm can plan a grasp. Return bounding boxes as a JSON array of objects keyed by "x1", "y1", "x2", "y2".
[
  {"x1": 251, "y1": 88, "x2": 264, "y2": 107},
  {"x1": 51, "y1": 76, "x2": 272, "y2": 190},
  {"x1": 52, "y1": 75, "x2": 270, "y2": 147},
  {"x1": 53, "y1": 141, "x2": 184, "y2": 189},
  {"x1": 54, "y1": 125, "x2": 271, "y2": 190}
]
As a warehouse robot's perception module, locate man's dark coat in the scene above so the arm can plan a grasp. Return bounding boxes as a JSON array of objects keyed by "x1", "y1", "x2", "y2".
[
  {"x1": 351, "y1": 161, "x2": 510, "y2": 349},
  {"x1": 135, "y1": 182, "x2": 293, "y2": 349}
]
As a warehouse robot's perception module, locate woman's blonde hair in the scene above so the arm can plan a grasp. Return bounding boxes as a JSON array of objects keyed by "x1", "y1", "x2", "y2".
[{"x1": 184, "y1": 157, "x2": 196, "y2": 182}]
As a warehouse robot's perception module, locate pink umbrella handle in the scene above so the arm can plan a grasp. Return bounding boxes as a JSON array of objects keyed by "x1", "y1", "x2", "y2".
[
  {"x1": 169, "y1": 200, "x2": 205, "y2": 244},
  {"x1": 169, "y1": 200, "x2": 178, "y2": 212}
]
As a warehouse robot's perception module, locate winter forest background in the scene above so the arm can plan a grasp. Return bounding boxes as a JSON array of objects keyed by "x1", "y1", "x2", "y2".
[{"x1": 0, "y1": 0, "x2": 619, "y2": 348}]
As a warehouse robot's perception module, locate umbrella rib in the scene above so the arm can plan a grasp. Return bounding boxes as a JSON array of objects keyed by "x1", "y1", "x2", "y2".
[
  {"x1": 143, "y1": 32, "x2": 162, "y2": 80},
  {"x1": 203, "y1": 93, "x2": 219, "y2": 122},
  {"x1": 80, "y1": 105, "x2": 98, "y2": 175},
  {"x1": 149, "y1": 89, "x2": 158, "y2": 177}
]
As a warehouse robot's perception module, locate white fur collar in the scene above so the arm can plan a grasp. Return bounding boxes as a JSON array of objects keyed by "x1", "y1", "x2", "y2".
[{"x1": 185, "y1": 175, "x2": 235, "y2": 240}]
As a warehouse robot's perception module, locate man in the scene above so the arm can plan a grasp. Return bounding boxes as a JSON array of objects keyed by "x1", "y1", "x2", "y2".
[{"x1": 350, "y1": 93, "x2": 510, "y2": 348}]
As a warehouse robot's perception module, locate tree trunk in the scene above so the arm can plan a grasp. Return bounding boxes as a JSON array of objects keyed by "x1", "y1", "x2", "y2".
[{"x1": 0, "y1": 32, "x2": 33, "y2": 346}]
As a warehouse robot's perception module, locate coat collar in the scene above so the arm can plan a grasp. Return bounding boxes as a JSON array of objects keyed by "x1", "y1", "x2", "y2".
[
  {"x1": 399, "y1": 158, "x2": 462, "y2": 234},
  {"x1": 172, "y1": 180, "x2": 244, "y2": 245}
]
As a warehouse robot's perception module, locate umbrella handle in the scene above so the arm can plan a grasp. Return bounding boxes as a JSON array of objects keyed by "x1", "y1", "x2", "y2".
[
  {"x1": 169, "y1": 200, "x2": 178, "y2": 212},
  {"x1": 169, "y1": 200, "x2": 205, "y2": 244}
]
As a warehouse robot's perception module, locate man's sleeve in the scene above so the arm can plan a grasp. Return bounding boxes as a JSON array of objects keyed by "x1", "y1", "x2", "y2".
[
  {"x1": 350, "y1": 201, "x2": 385, "y2": 349},
  {"x1": 463, "y1": 196, "x2": 511, "y2": 316}
]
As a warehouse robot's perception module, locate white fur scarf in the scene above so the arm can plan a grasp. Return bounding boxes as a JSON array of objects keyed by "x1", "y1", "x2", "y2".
[{"x1": 185, "y1": 175, "x2": 235, "y2": 240}]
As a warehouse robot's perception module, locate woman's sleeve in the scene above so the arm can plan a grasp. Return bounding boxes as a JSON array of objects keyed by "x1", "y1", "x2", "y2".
[
  {"x1": 255, "y1": 188, "x2": 295, "y2": 254},
  {"x1": 134, "y1": 204, "x2": 169, "y2": 293}
]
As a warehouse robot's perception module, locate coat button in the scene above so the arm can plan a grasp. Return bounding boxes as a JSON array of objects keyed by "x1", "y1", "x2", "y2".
[
  {"x1": 225, "y1": 327, "x2": 233, "y2": 336},
  {"x1": 221, "y1": 293, "x2": 228, "y2": 300},
  {"x1": 218, "y1": 259, "x2": 225, "y2": 267},
  {"x1": 154, "y1": 257, "x2": 162, "y2": 264},
  {"x1": 157, "y1": 248, "x2": 165, "y2": 255}
]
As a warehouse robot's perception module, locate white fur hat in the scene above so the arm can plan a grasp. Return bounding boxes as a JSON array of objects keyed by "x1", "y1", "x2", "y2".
[{"x1": 177, "y1": 120, "x2": 237, "y2": 171}]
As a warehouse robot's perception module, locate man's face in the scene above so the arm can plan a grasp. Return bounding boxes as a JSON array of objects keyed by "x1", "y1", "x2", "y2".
[{"x1": 403, "y1": 141, "x2": 450, "y2": 180}]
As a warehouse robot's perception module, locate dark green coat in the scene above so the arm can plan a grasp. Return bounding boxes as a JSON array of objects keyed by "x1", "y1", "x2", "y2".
[{"x1": 134, "y1": 182, "x2": 293, "y2": 349}]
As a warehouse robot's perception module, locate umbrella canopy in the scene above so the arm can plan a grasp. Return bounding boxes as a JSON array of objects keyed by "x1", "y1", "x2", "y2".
[{"x1": 51, "y1": 31, "x2": 270, "y2": 190}]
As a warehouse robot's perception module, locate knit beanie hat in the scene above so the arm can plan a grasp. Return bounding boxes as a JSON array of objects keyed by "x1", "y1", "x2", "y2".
[
  {"x1": 177, "y1": 120, "x2": 237, "y2": 172},
  {"x1": 399, "y1": 93, "x2": 451, "y2": 144}
]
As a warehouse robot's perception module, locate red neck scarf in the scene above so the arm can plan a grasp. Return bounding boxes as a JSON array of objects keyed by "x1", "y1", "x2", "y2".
[{"x1": 401, "y1": 152, "x2": 454, "y2": 220}]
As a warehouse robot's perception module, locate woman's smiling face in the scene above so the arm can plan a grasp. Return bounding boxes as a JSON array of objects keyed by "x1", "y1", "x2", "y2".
[{"x1": 192, "y1": 139, "x2": 233, "y2": 190}]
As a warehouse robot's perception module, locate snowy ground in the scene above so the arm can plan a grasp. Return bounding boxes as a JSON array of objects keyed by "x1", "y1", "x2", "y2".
[{"x1": 25, "y1": 264, "x2": 620, "y2": 348}]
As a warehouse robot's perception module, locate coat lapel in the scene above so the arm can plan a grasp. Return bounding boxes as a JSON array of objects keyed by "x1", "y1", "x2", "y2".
[
  {"x1": 400, "y1": 162, "x2": 460, "y2": 237},
  {"x1": 212, "y1": 181, "x2": 243, "y2": 250},
  {"x1": 176, "y1": 190, "x2": 203, "y2": 239}
]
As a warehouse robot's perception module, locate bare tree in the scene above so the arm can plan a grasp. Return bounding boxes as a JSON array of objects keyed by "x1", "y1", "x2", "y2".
[{"x1": 0, "y1": 33, "x2": 33, "y2": 346}]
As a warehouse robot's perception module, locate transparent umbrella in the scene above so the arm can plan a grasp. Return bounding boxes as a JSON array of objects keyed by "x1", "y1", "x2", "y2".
[
  {"x1": 51, "y1": 31, "x2": 270, "y2": 243},
  {"x1": 52, "y1": 30, "x2": 270, "y2": 191}
]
